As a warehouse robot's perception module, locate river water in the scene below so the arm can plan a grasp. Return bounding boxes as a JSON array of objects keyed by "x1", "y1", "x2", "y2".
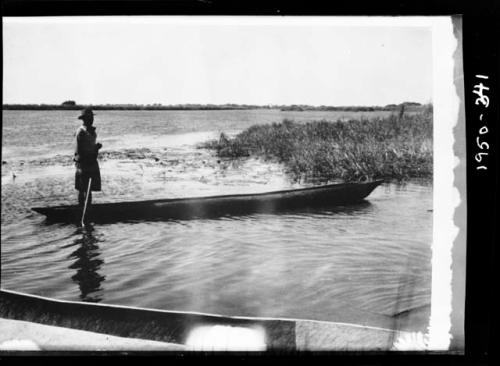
[{"x1": 1, "y1": 110, "x2": 432, "y2": 332}]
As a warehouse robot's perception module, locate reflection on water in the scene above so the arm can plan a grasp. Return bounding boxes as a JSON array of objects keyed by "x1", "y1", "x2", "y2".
[
  {"x1": 1, "y1": 178, "x2": 432, "y2": 331},
  {"x1": 218, "y1": 200, "x2": 374, "y2": 222},
  {"x1": 65, "y1": 225, "x2": 105, "y2": 302}
]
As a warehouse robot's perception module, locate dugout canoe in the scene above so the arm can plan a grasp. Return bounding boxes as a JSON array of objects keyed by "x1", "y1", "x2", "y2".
[
  {"x1": 31, "y1": 180, "x2": 383, "y2": 224},
  {"x1": 0, "y1": 288, "x2": 406, "y2": 351}
]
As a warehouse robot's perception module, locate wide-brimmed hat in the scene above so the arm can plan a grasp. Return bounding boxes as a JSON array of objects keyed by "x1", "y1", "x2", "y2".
[{"x1": 78, "y1": 108, "x2": 95, "y2": 120}]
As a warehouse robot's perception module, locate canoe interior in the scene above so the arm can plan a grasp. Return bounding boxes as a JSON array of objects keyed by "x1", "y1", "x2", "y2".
[
  {"x1": 0, "y1": 289, "x2": 401, "y2": 351},
  {"x1": 32, "y1": 180, "x2": 384, "y2": 224}
]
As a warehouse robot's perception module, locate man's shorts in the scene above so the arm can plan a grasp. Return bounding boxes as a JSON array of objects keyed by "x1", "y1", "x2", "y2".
[{"x1": 75, "y1": 161, "x2": 101, "y2": 191}]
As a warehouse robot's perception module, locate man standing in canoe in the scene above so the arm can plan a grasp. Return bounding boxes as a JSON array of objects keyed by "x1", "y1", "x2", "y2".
[{"x1": 74, "y1": 108, "x2": 102, "y2": 207}]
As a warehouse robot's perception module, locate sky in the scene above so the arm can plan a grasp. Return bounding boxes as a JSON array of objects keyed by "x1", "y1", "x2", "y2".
[{"x1": 3, "y1": 17, "x2": 433, "y2": 106}]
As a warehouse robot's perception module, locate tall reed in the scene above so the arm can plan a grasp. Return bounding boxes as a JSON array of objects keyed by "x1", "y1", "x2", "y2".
[{"x1": 201, "y1": 113, "x2": 432, "y2": 182}]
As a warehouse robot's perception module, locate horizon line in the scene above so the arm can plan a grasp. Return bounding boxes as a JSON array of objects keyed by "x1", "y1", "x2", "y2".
[{"x1": 2, "y1": 101, "x2": 429, "y2": 107}]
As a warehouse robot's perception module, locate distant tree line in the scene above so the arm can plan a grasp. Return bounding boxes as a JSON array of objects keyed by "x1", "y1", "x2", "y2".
[
  {"x1": 3, "y1": 101, "x2": 427, "y2": 112},
  {"x1": 3, "y1": 103, "x2": 266, "y2": 111},
  {"x1": 280, "y1": 102, "x2": 424, "y2": 112}
]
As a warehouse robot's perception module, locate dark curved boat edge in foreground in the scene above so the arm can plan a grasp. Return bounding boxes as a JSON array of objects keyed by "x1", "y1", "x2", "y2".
[
  {"x1": 32, "y1": 180, "x2": 384, "y2": 224},
  {"x1": 0, "y1": 288, "x2": 406, "y2": 351}
]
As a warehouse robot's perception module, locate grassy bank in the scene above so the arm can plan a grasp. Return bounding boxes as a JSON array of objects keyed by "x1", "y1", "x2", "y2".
[{"x1": 202, "y1": 112, "x2": 432, "y2": 182}]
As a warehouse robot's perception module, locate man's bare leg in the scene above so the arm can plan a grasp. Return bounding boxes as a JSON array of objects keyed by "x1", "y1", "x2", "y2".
[
  {"x1": 78, "y1": 190, "x2": 92, "y2": 206},
  {"x1": 78, "y1": 190, "x2": 85, "y2": 206}
]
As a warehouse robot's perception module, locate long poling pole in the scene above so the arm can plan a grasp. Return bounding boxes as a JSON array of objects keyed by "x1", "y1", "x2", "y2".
[{"x1": 81, "y1": 178, "x2": 92, "y2": 226}]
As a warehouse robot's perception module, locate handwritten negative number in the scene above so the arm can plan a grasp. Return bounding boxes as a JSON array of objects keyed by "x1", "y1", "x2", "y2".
[{"x1": 476, "y1": 126, "x2": 489, "y2": 169}]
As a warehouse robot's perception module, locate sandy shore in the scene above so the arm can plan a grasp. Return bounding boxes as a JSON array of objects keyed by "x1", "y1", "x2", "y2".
[{"x1": 0, "y1": 318, "x2": 186, "y2": 352}]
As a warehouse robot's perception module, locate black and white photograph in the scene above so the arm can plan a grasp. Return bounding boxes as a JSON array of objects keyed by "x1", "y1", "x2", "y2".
[{"x1": 1, "y1": 15, "x2": 468, "y2": 353}]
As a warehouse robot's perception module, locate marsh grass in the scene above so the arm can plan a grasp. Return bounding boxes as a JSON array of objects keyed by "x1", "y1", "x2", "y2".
[{"x1": 201, "y1": 113, "x2": 432, "y2": 183}]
